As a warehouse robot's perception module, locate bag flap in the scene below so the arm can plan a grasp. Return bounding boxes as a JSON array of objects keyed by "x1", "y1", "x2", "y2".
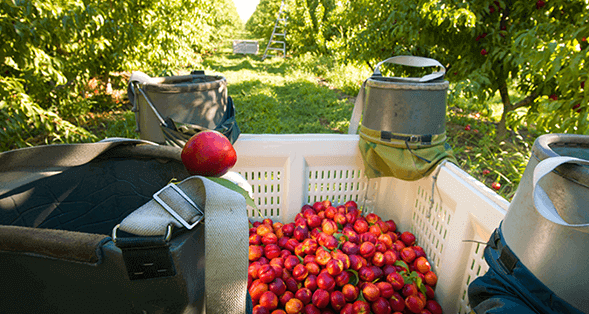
[{"x1": 0, "y1": 139, "x2": 154, "y2": 195}]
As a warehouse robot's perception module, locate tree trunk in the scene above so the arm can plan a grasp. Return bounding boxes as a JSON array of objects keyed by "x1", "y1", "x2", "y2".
[
  {"x1": 366, "y1": 61, "x2": 374, "y2": 72},
  {"x1": 497, "y1": 84, "x2": 539, "y2": 138}
]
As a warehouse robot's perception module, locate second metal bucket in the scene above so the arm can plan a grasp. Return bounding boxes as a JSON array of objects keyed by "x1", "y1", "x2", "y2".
[
  {"x1": 129, "y1": 72, "x2": 228, "y2": 144},
  {"x1": 502, "y1": 133, "x2": 589, "y2": 312},
  {"x1": 361, "y1": 56, "x2": 449, "y2": 136}
]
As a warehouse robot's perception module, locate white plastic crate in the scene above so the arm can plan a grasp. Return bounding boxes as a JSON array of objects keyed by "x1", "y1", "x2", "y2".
[
  {"x1": 233, "y1": 134, "x2": 509, "y2": 314},
  {"x1": 233, "y1": 40, "x2": 259, "y2": 55}
]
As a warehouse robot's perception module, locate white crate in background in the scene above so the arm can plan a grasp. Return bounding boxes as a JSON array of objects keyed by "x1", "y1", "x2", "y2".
[
  {"x1": 233, "y1": 134, "x2": 509, "y2": 314},
  {"x1": 233, "y1": 40, "x2": 259, "y2": 55}
]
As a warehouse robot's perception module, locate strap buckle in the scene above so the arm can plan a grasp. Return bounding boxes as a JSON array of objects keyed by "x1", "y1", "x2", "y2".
[
  {"x1": 112, "y1": 223, "x2": 173, "y2": 243},
  {"x1": 409, "y1": 135, "x2": 420, "y2": 143},
  {"x1": 153, "y1": 183, "x2": 204, "y2": 230}
]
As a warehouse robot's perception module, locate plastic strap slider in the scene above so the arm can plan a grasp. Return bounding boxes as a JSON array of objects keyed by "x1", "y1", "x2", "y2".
[{"x1": 153, "y1": 183, "x2": 204, "y2": 230}]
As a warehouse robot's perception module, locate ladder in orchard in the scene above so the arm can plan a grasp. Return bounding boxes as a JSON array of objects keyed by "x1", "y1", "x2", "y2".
[{"x1": 261, "y1": 1, "x2": 287, "y2": 60}]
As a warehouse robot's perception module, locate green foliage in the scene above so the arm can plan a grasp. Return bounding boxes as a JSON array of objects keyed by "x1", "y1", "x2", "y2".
[
  {"x1": 446, "y1": 104, "x2": 535, "y2": 200},
  {"x1": 286, "y1": 0, "x2": 331, "y2": 54},
  {"x1": 246, "y1": 0, "x2": 355, "y2": 58},
  {"x1": 246, "y1": 0, "x2": 282, "y2": 42},
  {"x1": 285, "y1": 0, "x2": 354, "y2": 57},
  {"x1": 346, "y1": 1, "x2": 425, "y2": 68},
  {"x1": 0, "y1": 77, "x2": 97, "y2": 151},
  {"x1": 204, "y1": 0, "x2": 244, "y2": 44},
  {"x1": 1, "y1": 0, "x2": 241, "y2": 150}
]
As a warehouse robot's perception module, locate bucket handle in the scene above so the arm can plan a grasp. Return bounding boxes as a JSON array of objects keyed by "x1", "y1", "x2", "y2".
[
  {"x1": 373, "y1": 56, "x2": 445, "y2": 82},
  {"x1": 533, "y1": 156, "x2": 589, "y2": 233}
]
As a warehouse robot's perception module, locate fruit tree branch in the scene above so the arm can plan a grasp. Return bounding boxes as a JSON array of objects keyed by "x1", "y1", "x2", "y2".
[
  {"x1": 511, "y1": 91, "x2": 539, "y2": 111},
  {"x1": 366, "y1": 61, "x2": 374, "y2": 72}
]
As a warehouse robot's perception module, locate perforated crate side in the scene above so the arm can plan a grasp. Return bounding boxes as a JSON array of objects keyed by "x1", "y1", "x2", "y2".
[
  {"x1": 421, "y1": 162, "x2": 507, "y2": 313},
  {"x1": 305, "y1": 166, "x2": 368, "y2": 208},
  {"x1": 458, "y1": 239, "x2": 490, "y2": 313},
  {"x1": 369, "y1": 161, "x2": 507, "y2": 314},
  {"x1": 411, "y1": 184, "x2": 452, "y2": 273},
  {"x1": 233, "y1": 134, "x2": 367, "y2": 223},
  {"x1": 239, "y1": 168, "x2": 284, "y2": 221},
  {"x1": 410, "y1": 181, "x2": 492, "y2": 313}
]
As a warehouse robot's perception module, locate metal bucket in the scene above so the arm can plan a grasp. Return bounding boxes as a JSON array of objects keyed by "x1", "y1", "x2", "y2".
[
  {"x1": 131, "y1": 73, "x2": 228, "y2": 144},
  {"x1": 361, "y1": 56, "x2": 449, "y2": 135},
  {"x1": 502, "y1": 134, "x2": 589, "y2": 312}
]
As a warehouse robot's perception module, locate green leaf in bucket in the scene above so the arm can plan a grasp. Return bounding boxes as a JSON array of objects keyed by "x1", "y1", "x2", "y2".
[
  {"x1": 394, "y1": 260, "x2": 410, "y2": 272},
  {"x1": 334, "y1": 233, "x2": 349, "y2": 242},
  {"x1": 347, "y1": 269, "x2": 359, "y2": 286},
  {"x1": 416, "y1": 276, "x2": 427, "y2": 297},
  {"x1": 401, "y1": 270, "x2": 418, "y2": 285},
  {"x1": 358, "y1": 290, "x2": 366, "y2": 302},
  {"x1": 400, "y1": 270, "x2": 411, "y2": 285}
]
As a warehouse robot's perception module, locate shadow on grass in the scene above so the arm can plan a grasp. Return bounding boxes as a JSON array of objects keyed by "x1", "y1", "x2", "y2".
[
  {"x1": 227, "y1": 78, "x2": 263, "y2": 96},
  {"x1": 85, "y1": 110, "x2": 139, "y2": 140},
  {"x1": 203, "y1": 53, "x2": 289, "y2": 75}
]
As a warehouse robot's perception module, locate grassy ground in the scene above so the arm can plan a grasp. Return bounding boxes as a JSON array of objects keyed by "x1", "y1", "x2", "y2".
[
  {"x1": 83, "y1": 46, "x2": 539, "y2": 200},
  {"x1": 204, "y1": 56, "x2": 348, "y2": 133}
]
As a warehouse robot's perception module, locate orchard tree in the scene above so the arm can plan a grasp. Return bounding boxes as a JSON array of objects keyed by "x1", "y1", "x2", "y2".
[
  {"x1": 248, "y1": 0, "x2": 354, "y2": 57},
  {"x1": 246, "y1": 0, "x2": 282, "y2": 42},
  {"x1": 0, "y1": 0, "x2": 242, "y2": 151},
  {"x1": 285, "y1": 0, "x2": 352, "y2": 57},
  {"x1": 346, "y1": 1, "x2": 429, "y2": 70},
  {"x1": 1, "y1": 0, "x2": 240, "y2": 107},
  {"x1": 204, "y1": 0, "x2": 244, "y2": 43},
  {"x1": 348, "y1": 0, "x2": 589, "y2": 136},
  {"x1": 285, "y1": 0, "x2": 333, "y2": 55}
]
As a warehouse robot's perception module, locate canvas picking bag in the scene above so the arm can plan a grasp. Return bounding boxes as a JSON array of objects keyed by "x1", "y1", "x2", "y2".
[
  {"x1": 0, "y1": 138, "x2": 249, "y2": 314},
  {"x1": 349, "y1": 56, "x2": 457, "y2": 181},
  {"x1": 128, "y1": 71, "x2": 241, "y2": 147}
]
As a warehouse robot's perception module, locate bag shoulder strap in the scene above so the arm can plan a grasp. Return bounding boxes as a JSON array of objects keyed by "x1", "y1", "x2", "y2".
[{"x1": 117, "y1": 176, "x2": 249, "y2": 314}]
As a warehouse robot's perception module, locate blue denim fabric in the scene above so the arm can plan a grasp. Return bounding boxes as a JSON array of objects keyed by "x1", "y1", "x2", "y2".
[
  {"x1": 468, "y1": 226, "x2": 584, "y2": 314},
  {"x1": 246, "y1": 291, "x2": 253, "y2": 314}
]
